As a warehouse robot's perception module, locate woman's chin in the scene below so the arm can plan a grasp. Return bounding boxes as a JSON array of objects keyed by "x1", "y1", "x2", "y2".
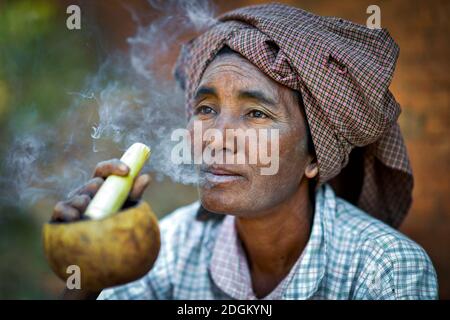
[
  {"x1": 200, "y1": 190, "x2": 244, "y2": 215},
  {"x1": 200, "y1": 195, "x2": 266, "y2": 219},
  {"x1": 201, "y1": 199, "x2": 231, "y2": 215}
]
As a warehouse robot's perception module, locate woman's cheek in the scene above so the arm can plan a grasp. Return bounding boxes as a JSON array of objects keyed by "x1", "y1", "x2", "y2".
[{"x1": 278, "y1": 131, "x2": 308, "y2": 179}]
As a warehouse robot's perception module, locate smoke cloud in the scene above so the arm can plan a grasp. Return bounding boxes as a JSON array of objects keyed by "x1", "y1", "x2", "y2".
[{"x1": 0, "y1": 0, "x2": 217, "y2": 209}]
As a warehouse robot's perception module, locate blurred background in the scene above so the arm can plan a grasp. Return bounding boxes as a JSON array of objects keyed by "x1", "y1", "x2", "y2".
[{"x1": 0, "y1": 0, "x2": 448, "y2": 299}]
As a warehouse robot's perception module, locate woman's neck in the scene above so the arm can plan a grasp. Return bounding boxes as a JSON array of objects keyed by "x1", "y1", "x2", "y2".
[{"x1": 235, "y1": 179, "x2": 314, "y2": 297}]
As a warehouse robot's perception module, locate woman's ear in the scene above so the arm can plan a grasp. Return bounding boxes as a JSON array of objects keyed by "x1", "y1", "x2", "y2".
[{"x1": 305, "y1": 158, "x2": 318, "y2": 179}]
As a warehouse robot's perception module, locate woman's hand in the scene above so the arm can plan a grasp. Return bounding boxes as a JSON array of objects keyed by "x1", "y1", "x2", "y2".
[{"x1": 51, "y1": 158, "x2": 151, "y2": 222}]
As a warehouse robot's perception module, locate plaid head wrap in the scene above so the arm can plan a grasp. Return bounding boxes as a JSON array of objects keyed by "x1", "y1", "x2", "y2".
[{"x1": 174, "y1": 3, "x2": 413, "y2": 228}]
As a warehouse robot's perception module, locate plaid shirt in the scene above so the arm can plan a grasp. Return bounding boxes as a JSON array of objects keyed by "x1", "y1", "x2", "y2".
[{"x1": 98, "y1": 185, "x2": 438, "y2": 300}]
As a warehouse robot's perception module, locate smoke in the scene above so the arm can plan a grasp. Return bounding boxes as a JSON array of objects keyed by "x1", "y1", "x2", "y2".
[{"x1": 0, "y1": 0, "x2": 217, "y2": 209}]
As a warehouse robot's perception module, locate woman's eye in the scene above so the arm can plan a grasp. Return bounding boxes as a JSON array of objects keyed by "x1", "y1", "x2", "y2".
[
  {"x1": 248, "y1": 110, "x2": 268, "y2": 119},
  {"x1": 196, "y1": 105, "x2": 216, "y2": 115}
]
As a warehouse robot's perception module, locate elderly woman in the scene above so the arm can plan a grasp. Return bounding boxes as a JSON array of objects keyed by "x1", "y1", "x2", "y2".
[{"x1": 53, "y1": 4, "x2": 438, "y2": 299}]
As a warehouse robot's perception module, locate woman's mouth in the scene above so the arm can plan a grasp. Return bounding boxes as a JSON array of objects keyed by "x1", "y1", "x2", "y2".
[{"x1": 200, "y1": 166, "x2": 245, "y2": 185}]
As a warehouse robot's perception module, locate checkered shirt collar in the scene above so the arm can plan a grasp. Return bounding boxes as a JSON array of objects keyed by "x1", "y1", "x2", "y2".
[{"x1": 209, "y1": 185, "x2": 335, "y2": 300}]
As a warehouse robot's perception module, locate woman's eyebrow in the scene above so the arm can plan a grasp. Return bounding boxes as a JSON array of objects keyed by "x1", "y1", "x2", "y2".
[
  {"x1": 194, "y1": 86, "x2": 217, "y2": 100},
  {"x1": 238, "y1": 89, "x2": 277, "y2": 108}
]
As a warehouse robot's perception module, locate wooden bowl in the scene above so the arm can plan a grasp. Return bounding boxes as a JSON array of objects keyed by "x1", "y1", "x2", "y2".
[{"x1": 42, "y1": 201, "x2": 160, "y2": 292}]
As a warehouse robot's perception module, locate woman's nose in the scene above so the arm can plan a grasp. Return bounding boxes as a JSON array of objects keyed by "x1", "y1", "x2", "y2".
[{"x1": 204, "y1": 113, "x2": 239, "y2": 156}]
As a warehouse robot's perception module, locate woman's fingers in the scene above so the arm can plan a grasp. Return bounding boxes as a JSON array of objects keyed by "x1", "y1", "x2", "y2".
[
  {"x1": 52, "y1": 201, "x2": 81, "y2": 222},
  {"x1": 52, "y1": 159, "x2": 150, "y2": 223},
  {"x1": 71, "y1": 177, "x2": 104, "y2": 198},
  {"x1": 129, "y1": 174, "x2": 151, "y2": 201},
  {"x1": 66, "y1": 194, "x2": 91, "y2": 215},
  {"x1": 93, "y1": 159, "x2": 129, "y2": 179}
]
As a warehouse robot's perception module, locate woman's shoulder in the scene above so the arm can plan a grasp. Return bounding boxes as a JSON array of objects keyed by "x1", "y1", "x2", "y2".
[
  {"x1": 330, "y1": 196, "x2": 438, "y2": 299},
  {"x1": 333, "y1": 196, "x2": 425, "y2": 257},
  {"x1": 158, "y1": 201, "x2": 223, "y2": 251}
]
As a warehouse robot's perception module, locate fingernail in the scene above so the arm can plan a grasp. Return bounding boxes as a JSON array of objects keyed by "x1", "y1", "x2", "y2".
[{"x1": 120, "y1": 164, "x2": 128, "y2": 172}]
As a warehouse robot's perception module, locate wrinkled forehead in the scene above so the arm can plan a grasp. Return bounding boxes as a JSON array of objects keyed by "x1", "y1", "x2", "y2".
[
  {"x1": 199, "y1": 50, "x2": 259, "y2": 82},
  {"x1": 197, "y1": 50, "x2": 282, "y2": 97}
]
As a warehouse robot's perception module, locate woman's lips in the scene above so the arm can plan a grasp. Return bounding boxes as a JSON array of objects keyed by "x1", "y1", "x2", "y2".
[{"x1": 200, "y1": 166, "x2": 245, "y2": 185}]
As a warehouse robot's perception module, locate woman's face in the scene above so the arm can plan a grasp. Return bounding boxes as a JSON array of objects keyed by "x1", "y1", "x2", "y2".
[{"x1": 187, "y1": 52, "x2": 314, "y2": 217}]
